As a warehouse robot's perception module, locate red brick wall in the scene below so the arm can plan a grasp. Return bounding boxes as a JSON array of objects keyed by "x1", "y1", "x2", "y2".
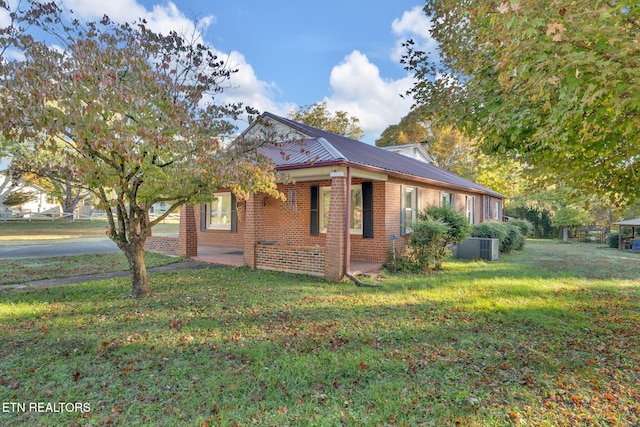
[
  {"x1": 325, "y1": 174, "x2": 347, "y2": 281},
  {"x1": 256, "y1": 244, "x2": 325, "y2": 276},
  {"x1": 192, "y1": 178, "x2": 502, "y2": 269},
  {"x1": 145, "y1": 236, "x2": 179, "y2": 257},
  {"x1": 260, "y1": 183, "x2": 326, "y2": 247},
  {"x1": 178, "y1": 205, "x2": 197, "y2": 256},
  {"x1": 350, "y1": 180, "x2": 391, "y2": 261},
  {"x1": 195, "y1": 202, "x2": 244, "y2": 249},
  {"x1": 243, "y1": 194, "x2": 263, "y2": 268}
]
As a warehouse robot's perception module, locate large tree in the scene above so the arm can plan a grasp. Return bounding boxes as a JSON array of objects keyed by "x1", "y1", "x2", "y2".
[
  {"x1": 0, "y1": 2, "x2": 280, "y2": 297},
  {"x1": 403, "y1": 0, "x2": 639, "y2": 207},
  {"x1": 375, "y1": 108, "x2": 430, "y2": 148},
  {"x1": 288, "y1": 102, "x2": 364, "y2": 140}
]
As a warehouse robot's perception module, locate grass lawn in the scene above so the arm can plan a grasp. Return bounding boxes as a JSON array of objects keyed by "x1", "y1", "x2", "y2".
[
  {"x1": 0, "y1": 252, "x2": 182, "y2": 286},
  {"x1": 1, "y1": 241, "x2": 639, "y2": 426},
  {"x1": 0, "y1": 219, "x2": 178, "y2": 246}
]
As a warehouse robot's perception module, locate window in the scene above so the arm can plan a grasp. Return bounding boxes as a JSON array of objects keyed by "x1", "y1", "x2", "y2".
[
  {"x1": 319, "y1": 185, "x2": 363, "y2": 234},
  {"x1": 287, "y1": 189, "x2": 297, "y2": 212},
  {"x1": 350, "y1": 187, "x2": 363, "y2": 230},
  {"x1": 484, "y1": 196, "x2": 492, "y2": 220},
  {"x1": 208, "y1": 192, "x2": 232, "y2": 230},
  {"x1": 441, "y1": 192, "x2": 454, "y2": 208},
  {"x1": 401, "y1": 186, "x2": 419, "y2": 235},
  {"x1": 466, "y1": 195, "x2": 476, "y2": 224},
  {"x1": 495, "y1": 201, "x2": 502, "y2": 220}
]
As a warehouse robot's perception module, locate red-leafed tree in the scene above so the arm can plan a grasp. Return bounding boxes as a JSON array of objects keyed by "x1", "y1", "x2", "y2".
[{"x1": 0, "y1": 2, "x2": 280, "y2": 297}]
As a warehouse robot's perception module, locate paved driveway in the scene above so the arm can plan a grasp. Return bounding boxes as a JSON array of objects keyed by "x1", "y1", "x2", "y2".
[{"x1": 0, "y1": 238, "x2": 120, "y2": 259}]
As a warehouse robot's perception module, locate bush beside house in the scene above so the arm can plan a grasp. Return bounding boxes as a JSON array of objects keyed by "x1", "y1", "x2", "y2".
[
  {"x1": 389, "y1": 206, "x2": 471, "y2": 273},
  {"x1": 471, "y1": 221, "x2": 529, "y2": 253}
]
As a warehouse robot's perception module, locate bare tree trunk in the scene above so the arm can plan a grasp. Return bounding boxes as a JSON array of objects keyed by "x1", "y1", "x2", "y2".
[
  {"x1": 561, "y1": 226, "x2": 568, "y2": 243},
  {"x1": 124, "y1": 241, "x2": 150, "y2": 298}
]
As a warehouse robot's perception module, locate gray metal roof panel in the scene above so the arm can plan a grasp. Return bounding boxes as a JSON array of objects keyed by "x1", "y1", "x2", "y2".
[{"x1": 258, "y1": 112, "x2": 504, "y2": 198}]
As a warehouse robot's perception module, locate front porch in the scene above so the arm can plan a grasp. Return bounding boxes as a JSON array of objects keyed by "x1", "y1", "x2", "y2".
[{"x1": 190, "y1": 246, "x2": 383, "y2": 276}]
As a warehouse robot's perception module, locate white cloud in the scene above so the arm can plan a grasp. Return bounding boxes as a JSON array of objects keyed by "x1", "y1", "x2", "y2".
[
  {"x1": 1, "y1": 49, "x2": 25, "y2": 62},
  {"x1": 390, "y1": 6, "x2": 438, "y2": 63},
  {"x1": 61, "y1": 0, "x2": 209, "y2": 38},
  {"x1": 323, "y1": 51, "x2": 414, "y2": 142},
  {"x1": 58, "y1": 1, "x2": 287, "y2": 118},
  {"x1": 0, "y1": 7, "x2": 11, "y2": 28},
  {"x1": 8, "y1": 1, "x2": 426, "y2": 142},
  {"x1": 221, "y1": 51, "x2": 296, "y2": 118}
]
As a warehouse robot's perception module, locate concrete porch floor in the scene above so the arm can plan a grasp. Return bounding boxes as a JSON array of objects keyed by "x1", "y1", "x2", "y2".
[
  {"x1": 191, "y1": 246, "x2": 244, "y2": 267},
  {"x1": 190, "y1": 246, "x2": 383, "y2": 276}
]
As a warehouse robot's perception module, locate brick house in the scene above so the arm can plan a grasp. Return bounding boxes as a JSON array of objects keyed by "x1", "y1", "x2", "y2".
[{"x1": 171, "y1": 112, "x2": 504, "y2": 281}]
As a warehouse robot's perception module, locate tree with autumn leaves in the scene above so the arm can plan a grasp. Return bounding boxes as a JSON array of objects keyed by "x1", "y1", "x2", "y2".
[
  {"x1": 404, "y1": 0, "x2": 639, "y2": 208},
  {"x1": 288, "y1": 102, "x2": 364, "y2": 140},
  {"x1": 0, "y1": 2, "x2": 281, "y2": 298}
]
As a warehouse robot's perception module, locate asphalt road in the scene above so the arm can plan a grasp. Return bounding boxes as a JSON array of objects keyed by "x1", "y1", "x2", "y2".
[{"x1": 0, "y1": 238, "x2": 120, "y2": 259}]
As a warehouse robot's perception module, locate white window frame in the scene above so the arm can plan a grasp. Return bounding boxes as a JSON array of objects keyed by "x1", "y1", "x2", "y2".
[
  {"x1": 495, "y1": 200, "x2": 502, "y2": 220},
  {"x1": 402, "y1": 186, "x2": 419, "y2": 234},
  {"x1": 319, "y1": 185, "x2": 363, "y2": 234},
  {"x1": 441, "y1": 192, "x2": 454, "y2": 208},
  {"x1": 207, "y1": 192, "x2": 232, "y2": 230},
  {"x1": 466, "y1": 195, "x2": 476, "y2": 224}
]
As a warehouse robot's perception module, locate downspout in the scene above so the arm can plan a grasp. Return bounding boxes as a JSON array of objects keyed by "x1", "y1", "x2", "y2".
[{"x1": 344, "y1": 166, "x2": 351, "y2": 276}]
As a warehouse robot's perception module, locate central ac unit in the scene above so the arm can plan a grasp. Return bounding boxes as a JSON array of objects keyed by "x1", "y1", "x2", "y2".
[{"x1": 455, "y1": 237, "x2": 499, "y2": 261}]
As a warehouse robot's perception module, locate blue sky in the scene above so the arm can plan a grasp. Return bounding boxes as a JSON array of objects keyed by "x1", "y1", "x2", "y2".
[{"x1": 2, "y1": 1, "x2": 437, "y2": 143}]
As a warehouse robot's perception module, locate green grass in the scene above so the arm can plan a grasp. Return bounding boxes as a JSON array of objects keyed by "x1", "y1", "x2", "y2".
[
  {"x1": 1, "y1": 241, "x2": 639, "y2": 426},
  {"x1": 0, "y1": 252, "x2": 182, "y2": 285}
]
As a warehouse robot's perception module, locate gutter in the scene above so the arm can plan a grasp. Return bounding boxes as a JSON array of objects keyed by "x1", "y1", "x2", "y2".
[{"x1": 277, "y1": 160, "x2": 504, "y2": 199}]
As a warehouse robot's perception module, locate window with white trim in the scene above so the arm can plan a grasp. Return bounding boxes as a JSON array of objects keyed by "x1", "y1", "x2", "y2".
[
  {"x1": 208, "y1": 192, "x2": 232, "y2": 230},
  {"x1": 402, "y1": 187, "x2": 418, "y2": 234},
  {"x1": 441, "y1": 192, "x2": 454, "y2": 208},
  {"x1": 319, "y1": 185, "x2": 363, "y2": 234},
  {"x1": 466, "y1": 195, "x2": 476, "y2": 224},
  {"x1": 495, "y1": 200, "x2": 502, "y2": 220}
]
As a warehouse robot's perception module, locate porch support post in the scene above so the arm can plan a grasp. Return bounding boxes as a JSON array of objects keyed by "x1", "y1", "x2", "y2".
[
  {"x1": 325, "y1": 172, "x2": 347, "y2": 281},
  {"x1": 244, "y1": 193, "x2": 264, "y2": 269},
  {"x1": 618, "y1": 225, "x2": 622, "y2": 250},
  {"x1": 178, "y1": 204, "x2": 197, "y2": 257}
]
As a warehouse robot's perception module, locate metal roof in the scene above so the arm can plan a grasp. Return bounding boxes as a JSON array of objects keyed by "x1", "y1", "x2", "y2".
[
  {"x1": 613, "y1": 218, "x2": 640, "y2": 226},
  {"x1": 245, "y1": 112, "x2": 504, "y2": 198}
]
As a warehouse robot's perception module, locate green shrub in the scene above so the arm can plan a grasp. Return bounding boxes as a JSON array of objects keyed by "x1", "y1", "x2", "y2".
[
  {"x1": 405, "y1": 219, "x2": 450, "y2": 272},
  {"x1": 471, "y1": 222, "x2": 525, "y2": 253},
  {"x1": 471, "y1": 222, "x2": 507, "y2": 241},
  {"x1": 389, "y1": 206, "x2": 471, "y2": 274},
  {"x1": 607, "y1": 233, "x2": 619, "y2": 248},
  {"x1": 504, "y1": 223, "x2": 526, "y2": 252},
  {"x1": 508, "y1": 219, "x2": 534, "y2": 237},
  {"x1": 419, "y1": 205, "x2": 472, "y2": 243}
]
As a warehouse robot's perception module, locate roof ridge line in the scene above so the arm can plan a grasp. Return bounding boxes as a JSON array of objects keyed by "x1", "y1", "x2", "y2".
[{"x1": 317, "y1": 137, "x2": 346, "y2": 160}]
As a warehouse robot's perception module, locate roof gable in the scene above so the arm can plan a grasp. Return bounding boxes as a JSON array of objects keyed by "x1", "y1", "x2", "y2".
[{"x1": 381, "y1": 143, "x2": 435, "y2": 164}]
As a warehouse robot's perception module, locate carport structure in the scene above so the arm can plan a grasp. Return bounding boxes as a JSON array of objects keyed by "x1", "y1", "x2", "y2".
[{"x1": 612, "y1": 218, "x2": 640, "y2": 250}]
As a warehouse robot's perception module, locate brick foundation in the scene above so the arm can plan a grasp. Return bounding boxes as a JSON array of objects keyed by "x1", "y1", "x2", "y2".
[
  {"x1": 256, "y1": 244, "x2": 325, "y2": 276},
  {"x1": 145, "y1": 236, "x2": 179, "y2": 257}
]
